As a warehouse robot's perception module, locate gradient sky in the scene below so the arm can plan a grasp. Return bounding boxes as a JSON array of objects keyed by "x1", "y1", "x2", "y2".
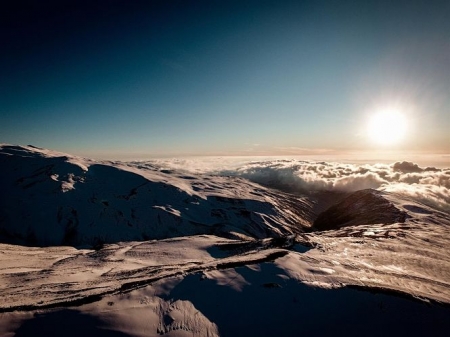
[{"x1": 1, "y1": 0, "x2": 449, "y2": 159}]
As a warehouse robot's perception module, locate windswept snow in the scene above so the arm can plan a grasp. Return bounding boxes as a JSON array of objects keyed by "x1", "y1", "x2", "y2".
[
  {"x1": 1, "y1": 144, "x2": 450, "y2": 336},
  {"x1": 0, "y1": 145, "x2": 312, "y2": 246}
]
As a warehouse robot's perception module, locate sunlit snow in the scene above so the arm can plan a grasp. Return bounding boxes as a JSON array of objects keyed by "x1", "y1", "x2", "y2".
[{"x1": 1, "y1": 144, "x2": 449, "y2": 336}]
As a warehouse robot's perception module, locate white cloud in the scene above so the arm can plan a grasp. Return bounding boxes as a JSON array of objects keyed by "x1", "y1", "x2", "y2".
[{"x1": 215, "y1": 160, "x2": 450, "y2": 213}]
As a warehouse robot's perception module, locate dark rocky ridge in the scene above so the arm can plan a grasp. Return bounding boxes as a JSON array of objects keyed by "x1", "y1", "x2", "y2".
[{"x1": 313, "y1": 189, "x2": 407, "y2": 231}]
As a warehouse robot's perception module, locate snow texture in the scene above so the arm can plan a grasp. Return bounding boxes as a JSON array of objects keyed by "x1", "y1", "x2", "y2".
[{"x1": 1, "y1": 144, "x2": 449, "y2": 336}]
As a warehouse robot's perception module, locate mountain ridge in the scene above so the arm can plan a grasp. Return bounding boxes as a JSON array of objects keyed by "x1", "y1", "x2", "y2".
[{"x1": 0, "y1": 144, "x2": 313, "y2": 247}]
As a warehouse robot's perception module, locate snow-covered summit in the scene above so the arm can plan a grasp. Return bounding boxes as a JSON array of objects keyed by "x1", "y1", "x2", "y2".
[{"x1": 0, "y1": 144, "x2": 312, "y2": 247}]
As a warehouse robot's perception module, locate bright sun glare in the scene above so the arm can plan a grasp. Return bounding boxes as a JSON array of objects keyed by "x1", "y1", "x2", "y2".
[{"x1": 368, "y1": 109, "x2": 407, "y2": 146}]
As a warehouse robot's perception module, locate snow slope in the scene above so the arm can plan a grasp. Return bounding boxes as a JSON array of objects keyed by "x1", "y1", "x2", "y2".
[
  {"x1": 1, "y1": 144, "x2": 450, "y2": 336},
  {"x1": 0, "y1": 145, "x2": 312, "y2": 246}
]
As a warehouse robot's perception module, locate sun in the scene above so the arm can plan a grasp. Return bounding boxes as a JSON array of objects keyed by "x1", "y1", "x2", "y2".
[{"x1": 367, "y1": 109, "x2": 407, "y2": 145}]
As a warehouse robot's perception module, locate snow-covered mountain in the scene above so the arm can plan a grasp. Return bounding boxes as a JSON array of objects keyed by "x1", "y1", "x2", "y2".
[
  {"x1": 1, "y1": 144, "x2": 450, "y2": 336},
  {"x1": 0, "y1": 144, "x2": 312, "y2": 247}
]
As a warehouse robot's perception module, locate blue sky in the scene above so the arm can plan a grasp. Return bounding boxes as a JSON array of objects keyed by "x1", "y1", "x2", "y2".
[{"x1": 1, "y1": 0, "x2": 449, "y2": 159}]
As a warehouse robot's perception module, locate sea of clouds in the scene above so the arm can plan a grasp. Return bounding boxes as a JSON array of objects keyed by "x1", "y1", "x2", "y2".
[
  {"x1": 221, "y1": 160, "x2": 450, "y2": 213},
  {"x1": 145, "y1": 158, "x2": 449, "y2": 213}
]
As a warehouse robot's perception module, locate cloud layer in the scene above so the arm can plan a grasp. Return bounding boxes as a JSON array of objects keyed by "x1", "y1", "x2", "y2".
[{"x1": 216, "y1": 160, "x2": 450, "y2": 213}]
